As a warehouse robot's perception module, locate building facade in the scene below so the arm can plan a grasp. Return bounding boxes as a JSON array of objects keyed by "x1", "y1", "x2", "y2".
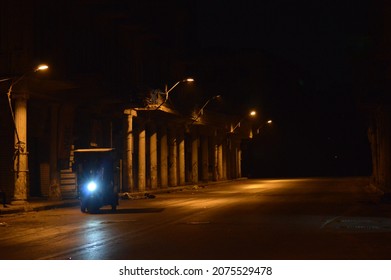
[
  {"x1": 122, "y1": 105, "x2": 247, "y2": 194},
  {"x1": 0, "y1": 0, "x2": 252, "y2": 201}
]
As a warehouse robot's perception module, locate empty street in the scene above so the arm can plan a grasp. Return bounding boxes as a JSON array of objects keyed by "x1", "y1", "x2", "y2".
[{"x1": 1, "y1": 177, "x2": 390, "y2": 260}]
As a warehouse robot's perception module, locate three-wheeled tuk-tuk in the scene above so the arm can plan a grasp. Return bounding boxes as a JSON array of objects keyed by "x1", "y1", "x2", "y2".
[{"x1": 73, "y1": 148, "x2": 119, "y2": 213}]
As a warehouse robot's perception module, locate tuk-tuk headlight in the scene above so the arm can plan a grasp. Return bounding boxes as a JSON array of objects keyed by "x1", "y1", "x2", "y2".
[{"x1": 87, "y1": 181, "x2": 97, "y2": 192}]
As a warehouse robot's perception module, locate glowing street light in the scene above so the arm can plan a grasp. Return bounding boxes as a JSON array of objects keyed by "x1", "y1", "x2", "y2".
[
  {"x1": 155, "y1": 78, "x2": 194, "y2": 110},
  {"x1": 6, "y1": 64, "x2": 49, "y2": 90},
  {"x1": 1, "y1": 64, "x2": 49, "y2": 84},
  {"x1": 166, "y1": 78, "x2": 194, "y2": 96},
  {"x1": 6, "y1": 64, "x2": 49, "y2": 143},
  {"x1": 192, "y1": 94, "x2": 221, "y2": 123},
  {"x1": 35, "y1": 64, "x2": 49, "y2": 71},
  {"x1": 256, "y1": 119, "x2": 273, "y2": 134},
  {"x1": 231, "y1": 110, "x2": 257, "y2": 133}
]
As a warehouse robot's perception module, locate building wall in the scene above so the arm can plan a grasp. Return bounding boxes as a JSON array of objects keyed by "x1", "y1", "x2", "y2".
[
  {"x1": 0, "y1": 91, "x2": 14, "y2": 203},
  {"x1": 368, "y1": 105, "x2": 391, "y2": 193},
  {"x1": 0, "y1": 0, "x2": 247, "y2": 201},
  {"x1": 362, "y1": 2, "x2": 391, "y2": 194}
]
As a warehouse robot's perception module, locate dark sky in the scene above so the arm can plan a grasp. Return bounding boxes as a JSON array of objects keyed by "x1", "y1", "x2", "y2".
[
  {"x1": 191, "y1": 0, "x2": 372, "y2": 113},
  {"x1": 198, "y1": 1, "x2": 369, "y2": 51},
  {"x1": 31, "y1": 0, "x2": 373, "y2": 177},
  {"x1": 191, "y1": 0, "x2": 373, "y2": 176},
  {"x1": 195, "y1": 0, "x2": 370, "y2": 84}
]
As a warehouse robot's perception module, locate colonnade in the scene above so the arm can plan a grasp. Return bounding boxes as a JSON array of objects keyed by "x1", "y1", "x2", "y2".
[{"x1": 124, "y1": 109, "x2": 243, "y2": 192}]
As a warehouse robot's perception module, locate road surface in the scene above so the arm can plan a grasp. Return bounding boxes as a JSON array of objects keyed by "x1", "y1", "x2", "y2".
[{"x1": 1, "y1": 177, "x2": 391, "y2": 260}]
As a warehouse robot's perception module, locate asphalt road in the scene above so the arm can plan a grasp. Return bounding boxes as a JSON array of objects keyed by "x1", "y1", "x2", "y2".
[{"x1": 1, "y1": 177, "x2": 391, "y2": 260}]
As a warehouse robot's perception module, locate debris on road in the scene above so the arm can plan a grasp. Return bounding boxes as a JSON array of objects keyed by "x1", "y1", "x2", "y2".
[{"x1": 119, "y1": 192, "x2": 156, "y2": 200}]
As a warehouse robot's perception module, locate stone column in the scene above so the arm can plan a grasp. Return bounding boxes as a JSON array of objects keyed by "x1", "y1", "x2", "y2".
[
  {"x1": 218, "y1": 142, "x2": 223, "y2": 181},
  {"x1": 168, "y1": 126, "x2": 177, "y2": 186},
  {"x1": 237, "y1": 148, "x2": 242, "y2": 178},
  {"x1": 213, "y1": 143, "x2": 218, "y2": 181},
  {"x1": 371, "y1": 107, "x2": 391, "y2": 193},
  {"x1": 224, "y1": 138, "x2": 231, "y2": 179},
  {"x1": 178, "y1": 128, "x2": 185, "y2": 186},
  {"x1": 224, "y1": 141, "x2": 229, "y2": 180},
  {"x1": 159, "y1": 126, "x2": 168, "y2": 187},
  {"x1": 228, "y1": 137, "x2": 238, "y2": 179},
  {"x1": 138, "y1": 122, "x2": 146, "y2": 192},
  {"x1": 201, "y1": 135, "x2": 209, "y2": 181},
  {"x1": 191, "y1": 132, "x2": 199, "y2": 183},
  {"x1": 49, "y1": 104, "x2": 61, "y2": 200},
  {"x1": 12, "y1": 92, "x2": 29, "y2": 204},
  {"x1": 149, "y1": 124, "x2": 158, "y2": 190},
  {"x1": 233, "y1": 146, "x2": 238, "y2": 179},
  {"x1": 124, "y1": 109, "x2": 137, "y2": 192}
]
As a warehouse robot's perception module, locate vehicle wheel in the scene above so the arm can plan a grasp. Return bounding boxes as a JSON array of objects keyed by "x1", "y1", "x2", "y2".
[
  {"x1": 111, "y1": 194, "x2": 118, "y2": 211},
  {"x1": 80, "y1": 202, "x2": 87, "y2": 213}
]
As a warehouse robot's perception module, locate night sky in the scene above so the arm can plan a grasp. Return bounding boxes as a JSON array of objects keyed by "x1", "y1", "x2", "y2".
[
  {"x1": 32, "y1": 0, "x2": 374, "y2": 177},
  {"x1": 192, "y1": 0, "x2": 373, "y2": 177}
]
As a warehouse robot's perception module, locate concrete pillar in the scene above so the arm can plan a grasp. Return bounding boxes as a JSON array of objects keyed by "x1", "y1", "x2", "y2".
[
  {"x1": 138, "y1": 123, "x2": 146, "y2": 192},
  {"x1": 168, "y1": 127, "x2": 177, "y2": 186},
  {"x1": 149, "y1": 124, "x2": 158, "y2": 190},
  {"x1": 12, "y1": 92, "x2": 29, "y2": 204},
  {"x1": 227, "y1": 138, "x2": 239, "y2": 179},
  {"x1": 178, "y1": 129, "x2": 185, "y2": 185},
  {"x1": 372, "y1": 107, "x2": 391, "y2": 193},
  {"x1": 233, "y1": 146, "x2": 238, "y2": 179},
  {"x1": 191, "y1": 133, "x2": 199, "y2": 183},
  {"x1": 124, "y1": 109, "x2": 137, "y2": 192},
  {"x1": 201, "y1": 135, "x2": 209, "y2": 181},
  {"x1": 224, "y1": 142, "x2": 229, "y2": 180},
  {"x1": 159, "y1": 126, "x2": 168, "y2": 187},
  {"x1": 238, "y1": 148, "x2": 242, "y2": 178},
  {"x1": 217, "y1": 143, "x2": 223, "y2": 181},
  {"x1": 49, "y1": 104, "x2": 61, "y2": 200},
  {"x1": 213, "y1": 143, "x2": 218, "y2": 181},
  {"x1": 224, "y1": 139, "x2": 234, "y2": 179}
]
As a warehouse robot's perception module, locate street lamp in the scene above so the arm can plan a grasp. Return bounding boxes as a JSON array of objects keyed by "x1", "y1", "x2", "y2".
[
  {"x1": 1, "y1": 64, "x2": 49, "y2": 85},
  {"x1": 155, "y1": 78, "x2": 194, "y2": 110},
  {"x1": 191, "y1": 94, "x2": 221, "y2": 123},
  {"x1": 0, "y1": 65, "x2": 49, "y2": 83},
  {"x1": 3, "y1": 64, "x2": 49, "y2": 204},
  {"x1": 256, "y1": 119, "x2": 273, "y2": 134},
  {"x1": 35, "y1": 64, "x2": 49, "y2": 71},
  {"x1": 230, "y1": 110, "x2": 257, "y2": 133},
  {"x1": 5, "y1": 64, "x2": 49, "y2": 145}
]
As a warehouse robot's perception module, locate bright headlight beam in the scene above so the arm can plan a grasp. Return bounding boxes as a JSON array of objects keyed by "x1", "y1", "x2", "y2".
[{"x1": 87, "y1": 181, "x2": 97, "y2": 192}]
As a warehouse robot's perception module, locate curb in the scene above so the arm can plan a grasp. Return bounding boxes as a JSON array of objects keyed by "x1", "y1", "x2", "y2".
[
  {"x1": 0, "y1": 200, "x2": 80, "y2": 215},
  {"x1": 0, "y1": 179, "x2": 242, "y2": 215}
]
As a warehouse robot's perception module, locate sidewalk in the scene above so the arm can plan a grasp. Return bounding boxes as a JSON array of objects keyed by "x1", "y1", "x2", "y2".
[
  {"x1": 0, "y1": 198, "x2": 80, "y2": 215},
  {"x1": 0, "y1": 180, "x2": 235, "y2": 215}
]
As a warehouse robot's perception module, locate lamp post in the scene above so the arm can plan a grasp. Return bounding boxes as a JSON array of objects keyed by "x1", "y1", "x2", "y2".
[
  {"x1": 230, "y1": 110, "x2": 257, "y2": 133},
  {"x1": 155, "y1": 78, "x2": 194, "y2": 110},
  {"x1": 4, "y1": 64, "x2": 49, "y2": 204},
  {"x1": 0, "y1": 65, "x2": 47, "y2": 84},
  {"x1": 191, "y1": 94, "x2": 221, "y2": 123},
  {"x1": 256, "y1": 119, "x2": 273, "y2": 134}
]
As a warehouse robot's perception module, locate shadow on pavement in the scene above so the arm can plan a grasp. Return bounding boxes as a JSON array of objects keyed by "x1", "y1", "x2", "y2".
[{"x1": 91, "y1": 207, "x2": 165, "y2": 215}]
